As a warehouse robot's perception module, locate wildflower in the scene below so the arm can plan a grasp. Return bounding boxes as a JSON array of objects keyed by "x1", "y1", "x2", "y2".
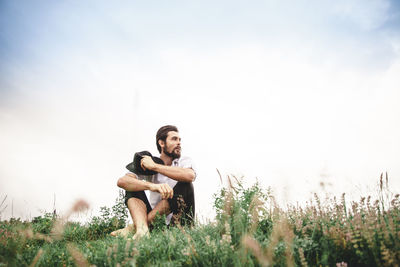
[
  {"x1": 205, "y1": 235, "x2": 211, "y2": 246},
  {"x1": 221, "y1": 234, "x2": 232, "y2": 244},
  {"x1": 182, "y1": 247, "x2": 190, "y2": 256}
]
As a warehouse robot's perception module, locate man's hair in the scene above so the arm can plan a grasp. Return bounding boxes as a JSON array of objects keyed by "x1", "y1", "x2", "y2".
[{"x1": 156, "y1": 125, "x2": 179, "y2": 153}]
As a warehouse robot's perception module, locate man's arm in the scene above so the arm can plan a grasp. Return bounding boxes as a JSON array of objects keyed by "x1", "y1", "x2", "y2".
[
  {"x1": 117, "y1": 173, "x2": 173, "y2": 199},
  {"x1": 153, "y1": 165, "x2": 195, "y2": 183},
  {"x1": 141, "y1": 156, "x2": 195, "y2": 182}
]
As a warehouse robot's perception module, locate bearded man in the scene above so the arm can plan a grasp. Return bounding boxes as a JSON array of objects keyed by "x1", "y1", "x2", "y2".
[{"x1": 111, "y1": 125, "x2": 196, "y2": 239}]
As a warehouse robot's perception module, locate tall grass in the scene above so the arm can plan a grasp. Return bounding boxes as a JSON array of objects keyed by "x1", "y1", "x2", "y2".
[{"x1": 0, "y1": 174, "x2": 399, "y2": 266}]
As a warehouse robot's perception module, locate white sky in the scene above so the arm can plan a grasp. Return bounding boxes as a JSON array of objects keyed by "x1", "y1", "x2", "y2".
[{"x1": 0, "y1": 0, "x2": 399, "y2": 222}]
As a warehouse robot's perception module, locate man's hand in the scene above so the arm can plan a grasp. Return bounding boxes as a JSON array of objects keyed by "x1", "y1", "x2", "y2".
[
  {"x1": 141, "y1": 156, "x2": 157, "y2": 171},
  {"x1": 149, "y1": 183, "x2": 174, "y2": 199}
]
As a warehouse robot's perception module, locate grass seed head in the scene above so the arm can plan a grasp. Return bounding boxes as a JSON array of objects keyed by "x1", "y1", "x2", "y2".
[
  {"x1": 67, "y1": 243, "x2": 90, "y2": 267},
  {"x1": 29, "y1": 248, "x2": 43, "y2": 267}
]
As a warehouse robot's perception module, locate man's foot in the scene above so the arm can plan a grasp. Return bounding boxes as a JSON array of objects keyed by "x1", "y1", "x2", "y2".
[
  {"x1": 110, "y1": 224, "x2": 135, "y2": 237},
  {"x1": 132, "y1": 228, "x2": 149, "y2": 240}
]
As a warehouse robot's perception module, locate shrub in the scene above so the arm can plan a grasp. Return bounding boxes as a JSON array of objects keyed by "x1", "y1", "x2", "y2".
[
  {"x1": 86, "y1": 190, "x2": 128, "y2": 240},
  {"x1": 31, "y1": 212, "x2": 56, "y2": 235}
]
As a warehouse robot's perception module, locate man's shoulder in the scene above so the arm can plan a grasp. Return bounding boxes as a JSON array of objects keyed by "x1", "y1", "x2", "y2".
[
  {"x1": 179, "y1": 155, "x2": 193, "y2": 161},
  {"x1": 176, "y1": 156, "x2": 194, "y2": 165}
]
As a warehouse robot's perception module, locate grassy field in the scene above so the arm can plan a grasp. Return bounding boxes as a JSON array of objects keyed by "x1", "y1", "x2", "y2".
[{"x1": 1, "y1": 174, "x2": 399, "y2": 266}]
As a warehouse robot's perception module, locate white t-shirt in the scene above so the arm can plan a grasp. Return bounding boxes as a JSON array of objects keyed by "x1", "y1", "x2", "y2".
[{"x1": 134, "y1": 155, "x2": 197, "y2": 208}]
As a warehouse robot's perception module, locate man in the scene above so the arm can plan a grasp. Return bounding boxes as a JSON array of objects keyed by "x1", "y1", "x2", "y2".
[{"x1": 111, "y1": 125, "x2": 196, "y2": 239}]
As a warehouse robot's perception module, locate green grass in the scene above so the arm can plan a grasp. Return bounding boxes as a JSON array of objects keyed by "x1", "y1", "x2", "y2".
[{"x1": 1, "y1": 175, "x2": 399, "y2": 266}]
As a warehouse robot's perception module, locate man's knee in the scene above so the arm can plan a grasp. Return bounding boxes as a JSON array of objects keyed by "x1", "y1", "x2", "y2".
[
  {"x1": 168, "y1": 182, "x2": 195, "y2": 217},
  {"x1": 125, "y1": 190, "x2": 152, "y2": 213},
  {"x1": 173, "y1": 182, "x2": 194, "y2": 196},
  {"x1": 127, "y1": 197, "x2": 147, "y2": 211}
]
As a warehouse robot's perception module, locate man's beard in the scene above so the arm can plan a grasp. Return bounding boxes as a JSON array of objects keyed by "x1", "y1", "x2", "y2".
[{"x1": 164, "y1": 146, "x2": 181, "y2": 160}]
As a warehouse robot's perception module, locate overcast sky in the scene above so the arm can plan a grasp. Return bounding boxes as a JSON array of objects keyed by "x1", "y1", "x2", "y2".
[{"x1": 1, "y1": 0, "x2": 400, "y2": 222}]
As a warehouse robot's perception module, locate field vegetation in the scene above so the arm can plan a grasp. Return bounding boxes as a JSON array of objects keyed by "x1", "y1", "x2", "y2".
[{"x1": 1, "y1": 173, "x2": 399, "y2": 266}]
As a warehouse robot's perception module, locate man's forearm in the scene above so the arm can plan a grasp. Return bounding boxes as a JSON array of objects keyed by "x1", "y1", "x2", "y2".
[
  {"x1": 117, "y1": 173, "x2": 153, "y2": 191},
  {"x1": 153, "y1": 164, "x2": 195, "y2": 182}
]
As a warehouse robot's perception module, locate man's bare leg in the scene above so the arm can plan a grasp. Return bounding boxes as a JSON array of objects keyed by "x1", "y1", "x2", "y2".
[
  {"x1": 110, "y1": 198, "x2": 149, "y2": 239},
  {"x1": 147, "y1": 199, "x2": 171, "y2": 224},
  {"x1": 127, "y1": 198, "x2": 150, "y2": 239},
  {"x1": 111, "y1": 199, "x2": 171, "y2": 238}
]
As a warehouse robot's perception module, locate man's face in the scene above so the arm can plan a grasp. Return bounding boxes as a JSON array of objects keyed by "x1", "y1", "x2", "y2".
[{"x1": 162, "y1": 131, "x2": 181, "y2": 159}]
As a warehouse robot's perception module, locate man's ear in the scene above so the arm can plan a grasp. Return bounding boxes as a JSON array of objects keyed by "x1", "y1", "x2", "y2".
[{"x1": 158, "y1": 139, "x2": 165, "y2": 149}]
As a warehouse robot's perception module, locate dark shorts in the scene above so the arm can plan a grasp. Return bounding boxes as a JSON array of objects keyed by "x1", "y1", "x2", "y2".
[{"x1": 125, "y1": 182, "x2": 195, "y2": 225}]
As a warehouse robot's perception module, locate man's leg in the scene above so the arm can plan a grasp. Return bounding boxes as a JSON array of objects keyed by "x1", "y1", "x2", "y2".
[
  {"x1": 110, "y1": 190, "x2": 152, "y2": 238},
  {"x1": 146, "y1": 183, "x2": 195, "y2": 226},
  {"x1": 147, "y1": 199, "x2": 170, "y2": 224},
  {"x1": 127, "y1": 197, "x2": 149, "y2": 239},
  {"x1": 111, "y1": 183, "x2": 195, "y2": 237},
  {"x1": 145, "y1": 182, "x2": 195, "y2": 227},
  {"x1": 168, "y1": 182, "x2": 195, "y2": 226}
]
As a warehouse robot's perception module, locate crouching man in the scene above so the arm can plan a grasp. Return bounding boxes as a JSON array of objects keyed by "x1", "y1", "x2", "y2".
[{"x1": 111, "y1": 125, "x2": 196, "y2": 239}]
